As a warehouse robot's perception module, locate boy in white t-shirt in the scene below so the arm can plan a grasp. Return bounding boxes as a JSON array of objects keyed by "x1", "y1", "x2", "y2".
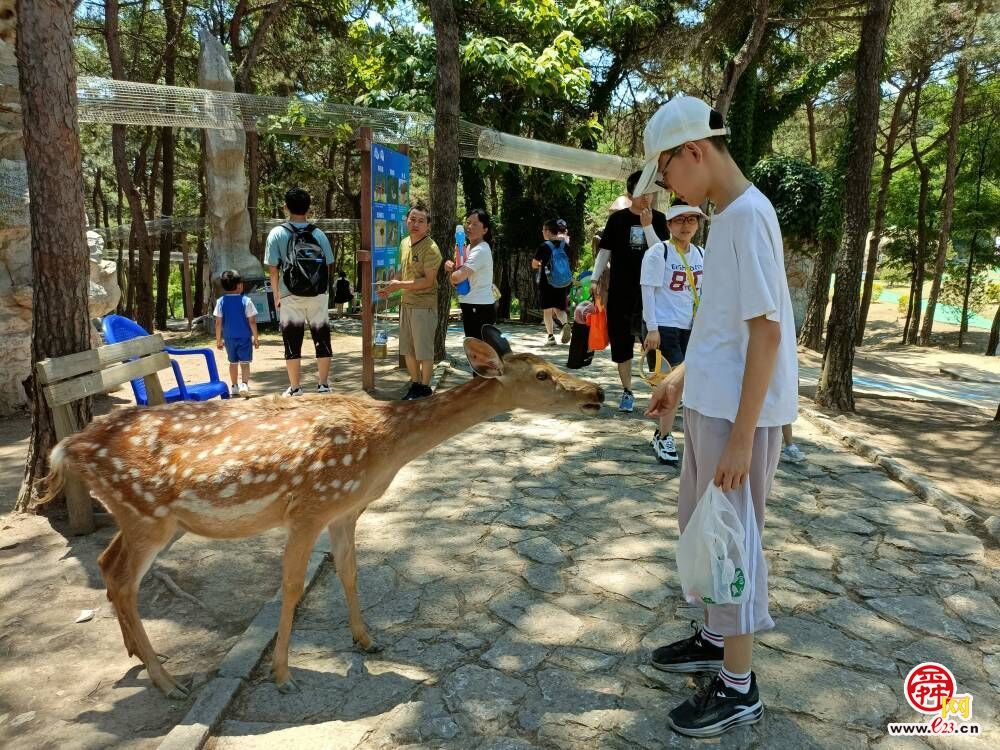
[
  {"x1": 640, "y1": 203, "x2": 705, "y2": 464},
  {"x1": 633, "y1": 96, "x2": 798, "y2": 737}
]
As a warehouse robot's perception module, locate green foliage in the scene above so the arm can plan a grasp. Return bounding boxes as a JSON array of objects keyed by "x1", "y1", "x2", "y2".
[
  {"x1": 871, "y1": 282, "x2": 884, "y2": 303},
  {"x1": 939, "y1": 269, "x2": 994, "y2": 325},
  {"x1": 897, "y1": 293, "x2": 909, "y2": 317},
  {"x1": 750, "y1": 156, "x2": 827, "y2": 245}
]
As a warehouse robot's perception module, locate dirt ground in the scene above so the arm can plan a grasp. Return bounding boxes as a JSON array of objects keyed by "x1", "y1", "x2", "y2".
[
  {"x1": 0, "y1": 320, "x2": 417, "y2": 750},
  {"x1": 806, "y1": 297, "x2": 1000, "y2": 514}
]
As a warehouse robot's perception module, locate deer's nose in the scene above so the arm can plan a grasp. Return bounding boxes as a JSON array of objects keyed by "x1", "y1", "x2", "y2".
[{"x1": 595, "y1": 387, "x2": 605, "y2": 403}]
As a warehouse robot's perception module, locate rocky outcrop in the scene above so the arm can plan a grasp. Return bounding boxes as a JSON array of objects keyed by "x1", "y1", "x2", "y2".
[{"x1": 197, "y1": 29, "x2": 261, "y2": 284}]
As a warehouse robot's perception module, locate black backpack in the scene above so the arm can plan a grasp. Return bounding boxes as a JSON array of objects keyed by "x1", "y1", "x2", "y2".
[{"x1": 280, "y1": 223, "x2": 329, "y2": 297}]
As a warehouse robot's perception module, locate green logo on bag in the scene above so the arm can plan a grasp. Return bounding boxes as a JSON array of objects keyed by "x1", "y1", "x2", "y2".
[{"x1": 730, "y1": 568, "x2": 746, "y2": 598}]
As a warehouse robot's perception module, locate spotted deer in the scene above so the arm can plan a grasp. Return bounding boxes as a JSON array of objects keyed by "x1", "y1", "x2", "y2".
[{"x1": 41, "y1": 327, "x2": 604, "y2": 696}]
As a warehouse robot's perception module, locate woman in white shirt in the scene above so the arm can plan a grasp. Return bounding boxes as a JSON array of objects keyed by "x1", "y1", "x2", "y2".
[
  {"x1": 640, "y1": 204, "x2": 706, "y2": 463},
  {"x1": 445, "y1": 208, "x2": 496, "y2": 340}
]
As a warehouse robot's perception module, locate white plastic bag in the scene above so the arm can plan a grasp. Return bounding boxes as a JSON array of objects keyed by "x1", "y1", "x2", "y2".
[{"x1": 677, "y1": 484, "x2": 749, "y2": 606}]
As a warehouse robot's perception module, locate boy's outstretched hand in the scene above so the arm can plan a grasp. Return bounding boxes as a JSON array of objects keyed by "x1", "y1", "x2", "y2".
[
  {"x1": 645, "y1": 363, "x2": 684, "y2": 417},
  {"x1": 215, "y1": 340, "x2": 224, "y2": 350},
  {"x1": 715, "y1": 434, "x2": 752, "y2": 491}
]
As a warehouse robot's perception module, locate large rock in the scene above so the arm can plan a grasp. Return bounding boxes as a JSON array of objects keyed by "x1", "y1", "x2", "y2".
[
  {"x1": 759, "y1": 616, "x2": 897, "y2": 674},
  {"x1": 198, "y1": 30, "x2": 261, "y2": 284},
  {"x1": 442, "y1": 664, "x2": 528, "y2": 722}
]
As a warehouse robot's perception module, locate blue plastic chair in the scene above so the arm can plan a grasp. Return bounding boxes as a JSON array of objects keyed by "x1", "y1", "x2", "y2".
[{"x1": 102, "y1": 314, "x2": 230, "y2": 406}]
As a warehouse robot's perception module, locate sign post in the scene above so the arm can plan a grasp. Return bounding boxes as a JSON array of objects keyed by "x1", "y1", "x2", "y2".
[{"x1": 359, "y1": 127, "x2": 374, "y2": 392}]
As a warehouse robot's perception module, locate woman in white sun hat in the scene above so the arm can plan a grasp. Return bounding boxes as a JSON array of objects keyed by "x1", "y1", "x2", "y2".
[{"x1": 640, "y1": 203, "x2": 706, "y2": 464}]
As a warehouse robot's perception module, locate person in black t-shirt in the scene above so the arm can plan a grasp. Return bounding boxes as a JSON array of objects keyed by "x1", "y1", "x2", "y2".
[{"x1": 591, "y1": 170, "x2": 668, "y2": 412}]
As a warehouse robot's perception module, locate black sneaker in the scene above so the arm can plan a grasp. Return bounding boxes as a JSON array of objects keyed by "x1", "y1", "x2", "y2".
[
  {"x1": 667, "y1": 673, "x2": 763, "y2": 738},
  {"x1": 413, "y1": 383, "x2": 433, "y2": 399},
  {"x1": 651, "y1": 622, "x2": 724, "y2": 673},
  {"x1": 401, "y1": 382, "x2": 419, "y2": 400}
]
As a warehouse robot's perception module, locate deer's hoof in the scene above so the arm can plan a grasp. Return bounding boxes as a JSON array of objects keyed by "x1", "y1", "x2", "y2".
[
  {"x1": 276, "y1": 675, "x2": 300, "y2": 694},
  {"x1": 166, "y1": 682, "x2": 190, "y2": 700},
  {"x1": 356, "y1": 637, "x2": 382, "y2": 653}
]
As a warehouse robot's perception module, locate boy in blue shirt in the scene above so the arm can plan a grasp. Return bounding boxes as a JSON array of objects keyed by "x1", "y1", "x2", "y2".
[{"x1": 214, "y1": 270, "x2": 260, "y2": 398}]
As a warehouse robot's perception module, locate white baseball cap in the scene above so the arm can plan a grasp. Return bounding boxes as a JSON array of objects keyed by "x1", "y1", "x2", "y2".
[
  {"x1": 665, "y1": 204, "x2": 706, "y2": 221},
  {"x1": 631, "y1": 96, "x2": 730, "y2": 198}
]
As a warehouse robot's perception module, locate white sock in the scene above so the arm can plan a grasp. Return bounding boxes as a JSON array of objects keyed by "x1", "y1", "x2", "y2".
[
  {"x1": 699, "y1": 626, "x2": 724, "y2": 648},
  {"x1": 720, "y1": 667, "x2": 752, "y2": 694}
]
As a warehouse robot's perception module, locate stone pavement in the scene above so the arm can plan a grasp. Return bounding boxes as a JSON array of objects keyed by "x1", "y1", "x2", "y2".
[{"x1": 205, "y1": 326, "x2": 999, "y2": 749}]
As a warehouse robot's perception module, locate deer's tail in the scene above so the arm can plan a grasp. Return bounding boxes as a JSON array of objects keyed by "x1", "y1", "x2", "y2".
[{"x1": 33, "y1": 440, "x2": 70, "y2": 509}]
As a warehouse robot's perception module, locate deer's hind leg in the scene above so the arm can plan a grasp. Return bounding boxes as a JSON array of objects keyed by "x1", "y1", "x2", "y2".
[
  {"x1": 328, "y1": 510, "x2": 378, "y2": 652},
  {"x1": 98, "y1": 516, "x2": 186, "y2": 698}
]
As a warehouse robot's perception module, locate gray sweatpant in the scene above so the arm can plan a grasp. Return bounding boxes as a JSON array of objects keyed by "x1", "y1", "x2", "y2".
[{"x1": 678, "y1": 407, "x2": 781, "y2": 636}]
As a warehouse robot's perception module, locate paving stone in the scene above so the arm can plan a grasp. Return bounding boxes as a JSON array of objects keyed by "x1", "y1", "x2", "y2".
[
  {"x1": 570, "y1": 559, "x2": 670, "y2": 609},
  {"x1": 785, "y1": 567, "x2": 847, "y2": 595},
  {"x1": 756, "y1": 648, "x2": 898, "y2": 726},
  {"x1": 495, "y1": 507, "x2": 558, "y2": 529},
  {"x1": 882, "y1": 529, "x2": 984, "y2": 560},
  {"x1": 984, "y1": 654, "x2": 1000, "y2": 692},
  {"x1": 777, "y1": 543, "x2": 835, "y2": 570},
  {"x1": 549, "y1": 646, "x2": 619, "y2": 672},
  {"x1": 809, "y1": 510, "x2": 877, "y2": 535},
  {"x1": 214, "y1": 719, "x2": 377, "y2": 749},
  {"x1": 481, "y1": 636, "x2": 549, "y2": 673},
  {"x1": 513, "y1": 536, "x2": 566, "y2": 564},
  {"x1": 752, "y1": 711, "x2": 870, "y2": 750},
  {"x1": 837, "y1": 555, "x2": 909, "y2": 591},
  {"x1": 521, "y1": 563, "x2": 565, "y2": 594},
  {"x1": 812, "y1": 598, "x2": 916, "y2": 645},
  {"x1": 893, "y1": 636, "x2": 987, "y2": 686},
  {"x1": 442, "y1": 665, "x2": 528, "y2": 723},
  {"x1": 477, "y1": 738, "x2": 541, "y2": 750},
  {"x1": 487, "y1": 595, "x2": 583, "y2": 645},
  {"x1": 572, "y1": 534, "x2": 673, "y2": 561},
  {"x1": 868, "y1": 595, "x2": 972, "y2": 642},
  {"x1": 943, "y1": 590, "x2": 1000, "y2": 630},
  {"x1": 759, "y1": 616, "x2": 897, "y2": 674}
]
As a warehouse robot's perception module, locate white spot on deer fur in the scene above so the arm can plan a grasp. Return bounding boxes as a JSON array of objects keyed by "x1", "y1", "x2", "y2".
[
  {"x1": 143, "y1": 491, "x2": 156, "y2": 504},
  {"x1": 182, "y1": 467, "x2": 194, "y2": 478},
  {"x1": 331, "y1": 479, "x2": 341, "y2": 489},
  {"x1": 266, "y1": 472, "x2": 277, "y2": 482},
  {"x1": 253, "y1": 474, "x2": 267, "y2": 484},
  {"x1": 97, "y1": 448, "x2": 108, "y2": 458},
  {"x1": 167, "y1": 464, "x2": 177, "y2": 476},
  {"x1": 219, "y1": 485, "x2": 237, "y2": 498},
  {"x1": 334, "y1": 435, "x2": 348, "y2": 445},
  {"x1": 326, "y1": 457, "x2": 338, "y2": 468},
  {"x1": 131, "y1": 482, "x2": 142, "y2": 496},
  {"x1": 197, "y1": 450, "x2": 210, "y2": 460},
  {"x1": 343, "y1": 454, "x2": 353, "y2": 466},
  {"x1": 112, "y1": 458, "x2": 125, "y2": 471},
  {"x1": 153, "y1": 505, "x2": 169, "y2": 517},
  {"x1": 130, "y1": 468, "x2": 140, "y2": 479},
  {"x1": 240, "y1": 472, "x2": 254, "y2": 485},
  {"x1": 129, "y1": 436, "x2": 142, "y2": 446},
  {"x1": 291, "y1": 475, "x2": 304, "y2": 486},
  {"x1": 176, "y1": 489, "x2": 281, "y2": 520},
  {"x1": 310, "y1": 460, "x2": 324, "y2": 473},
  {"x1": 358, "y1": 447, "x2": 367, "y2": 459}
]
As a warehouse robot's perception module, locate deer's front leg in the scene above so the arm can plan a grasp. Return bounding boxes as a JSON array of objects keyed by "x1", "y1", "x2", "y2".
[
  {"x1": 273, "y1": 524, "x2": 321, "y2": 693},
  {"x1": 328, "y1": 513, "x2": 379, "y2": 652}
]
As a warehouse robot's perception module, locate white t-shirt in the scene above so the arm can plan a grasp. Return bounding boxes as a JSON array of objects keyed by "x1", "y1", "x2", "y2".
[
  {"x1": 683, "y1": 185, "x2": 798, "y2": 427},
  {"x1": 459, "y1": 241, "x2": 494, "y2": 305},
  {"x1": 640, "y1": 241, "x2": 704, "y2": 330}
]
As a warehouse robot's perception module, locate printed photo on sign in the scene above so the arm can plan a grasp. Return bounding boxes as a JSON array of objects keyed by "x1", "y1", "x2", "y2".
[
  {"x1": 374, "y1": 219, "x2": 387, "y2": 248},
  {"x1": 374, "y1": 173, "x2": 387, "y2": 203},
  {"x1": 386, "y1": 220, "x2": 399, "y2": 247},
  {"x1": 387, "y1": 175, "x2": 399, "y2": 205},
  {"x1": 398, "y1": 179, "x2": 409, "y2": 206}
]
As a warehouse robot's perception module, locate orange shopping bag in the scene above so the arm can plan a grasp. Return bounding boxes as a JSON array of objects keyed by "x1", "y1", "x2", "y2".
[{"x1": 587, "y1": 302, "x2": 609, "y2": 351}]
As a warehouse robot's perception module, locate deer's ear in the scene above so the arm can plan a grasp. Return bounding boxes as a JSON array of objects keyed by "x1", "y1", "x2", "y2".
[
  {"x1": 463, "y1": 337, "x2": 505, "y2": 378},
  {"x1": 481, "y1": 325, "x2": 512, "y2": 359}
]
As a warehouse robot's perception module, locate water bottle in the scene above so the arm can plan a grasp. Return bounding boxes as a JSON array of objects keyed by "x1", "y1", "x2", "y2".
[{"x1": 455, "y1": 223, "x2": 471, "y2": 296}]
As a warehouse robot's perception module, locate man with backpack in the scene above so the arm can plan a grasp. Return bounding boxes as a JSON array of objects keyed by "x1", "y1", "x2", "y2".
[
  {"x1": 265, "y1": 187, "x2": 336, "y2": 396},
  {"x1": 532, "y1": 218, "x2": 574, "y2": 346}
]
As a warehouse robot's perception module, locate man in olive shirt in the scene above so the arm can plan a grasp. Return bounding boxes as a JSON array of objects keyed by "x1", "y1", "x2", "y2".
[{"x1": 378, "y1": 201, "x2": 442, "y2": 399}]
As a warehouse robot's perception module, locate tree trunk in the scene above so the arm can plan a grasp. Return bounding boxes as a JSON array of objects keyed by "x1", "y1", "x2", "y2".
[
  {"x1": 715, "y1": 0, "x2": 771, "y2": 118},
  {"x1": 105, "y1": 0, "x2": 155, "y2": 330},
  {"x1": 958, "y1": 230, "x2": 979, "y2": 346},
  {"x1": 246, "y1": 131, "x2": 262, "y2": 261},
  {"x1": 428, "y1": 0, "x2": 461, "y2": 363},
  {"x1": 798, "y1": 237, "x2": 837, "y2": 351},
  {"x1": 918, "y1": 60, "x2": 970, "y2": 345},
  {"x1": 806, "y1": 99, "x2": 818, "y2": 166},
  {"x1": 816, "y1": 0, "x2": 894, "y2": 412},
  {"x1": 986, "y1": 302, "x2": 999, "y2": 356},
  {"x1": 856, "y1": 79, "x2": 912, "y2": 344},
  {"x1": 905, "y1": 100, "x2": 930, "y2": 345},
  {"x1": 154, "y1": 0, "x2": 184, "y2": 330},
  {"x1": 15, "y1": 0, "x2": 93, "y2": 512}
]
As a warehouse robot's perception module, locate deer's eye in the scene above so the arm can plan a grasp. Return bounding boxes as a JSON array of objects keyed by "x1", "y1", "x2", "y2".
[{"x1": 535, "y1": 371, "x2": 549, "y2": 381}]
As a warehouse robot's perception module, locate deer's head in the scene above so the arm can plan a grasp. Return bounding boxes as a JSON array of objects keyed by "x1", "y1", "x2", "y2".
[{"x1": 463, "y1": 326, "x2": 605, "y2": 416}]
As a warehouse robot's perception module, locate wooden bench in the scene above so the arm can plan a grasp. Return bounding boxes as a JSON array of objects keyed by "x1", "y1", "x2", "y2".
[{"x1": 35, "y1": 334, "x2": 170, "y2": 534}]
